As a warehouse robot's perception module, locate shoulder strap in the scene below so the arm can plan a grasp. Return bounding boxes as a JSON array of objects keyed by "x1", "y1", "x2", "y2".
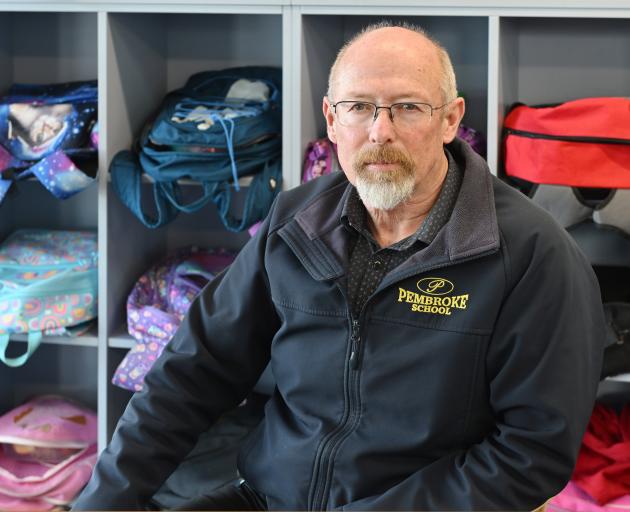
[
  {"x1": 0, "y1": 178, "x2": 10, "y2": 203},
  {"x1": 593, "y1": 189, "x2": 630, "y2": 236},
  {"x1": 159, "y1": 180, "x2": 217, "y2": 214},
  {"x1": 110, "y1": 150, "x2": 179, "y2": 228},
  {"x1": 216, "y1": 158, "x2": 281, "y2": 232},
  {"x1": 0, "y1": 145, "x2": 95, "y2": 205},
  {"x1": 529, "y1": 184, "x2": 593, "y2": 229},
  {"x1": 0, "y1": 331, "x2": 43, "y2": 367}
]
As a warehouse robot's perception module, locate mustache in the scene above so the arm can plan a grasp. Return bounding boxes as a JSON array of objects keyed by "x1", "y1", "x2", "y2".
[{"x1": 354, "y1": 146, "x2": 414, "y2": 169}]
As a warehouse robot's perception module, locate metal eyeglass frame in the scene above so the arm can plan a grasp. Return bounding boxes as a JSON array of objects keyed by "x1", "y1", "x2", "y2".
[{"x1": 331, "y1": 100, "x2": 452, "y2": 126}]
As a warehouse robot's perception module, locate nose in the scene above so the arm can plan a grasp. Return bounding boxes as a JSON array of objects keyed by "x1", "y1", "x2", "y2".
[{"x1": 368, "y1": 107, "x2": 396, "y2": 144}]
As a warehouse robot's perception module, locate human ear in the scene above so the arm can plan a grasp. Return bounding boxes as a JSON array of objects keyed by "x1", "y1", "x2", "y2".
[
  {"x1": 441, "y1": 97, "x2": 465, "y2": 144},
  {"x1": 323, "y1": 97, "x2": 338, "y2": 144}
]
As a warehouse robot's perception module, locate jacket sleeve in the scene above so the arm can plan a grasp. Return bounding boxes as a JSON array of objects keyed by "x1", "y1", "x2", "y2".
[
  {"x1": 341, "y1": 234, "x2": 606, "y2": 511},
  {"x1": 72, "y1": 213, "x2": 280, "y2": 511}
]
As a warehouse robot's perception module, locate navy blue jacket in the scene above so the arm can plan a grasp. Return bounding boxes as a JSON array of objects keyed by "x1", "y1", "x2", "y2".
[{"x1": 75, "y1": 138, "x2": 605, "y2": 510}]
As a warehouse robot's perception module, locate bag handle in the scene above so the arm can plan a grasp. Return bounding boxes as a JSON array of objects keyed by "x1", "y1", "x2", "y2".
[
  {"x1": 0, "y1": 144, "x2": 16, "y2": 203},
  {"x1": 160, "y1": 180, "x2": 219, "y2": 214},
  {"x1": 18, "y1": 150, "x2": 96, "y2": 199},
  {"x1": 173, "y1": 263, "x2": 216, "y2": 294},
  {"x1": 212, "y1": 158, "x2": 281, "y2": 232},
  {"x1": 0, "y1": 331, "x2": 43, "y2": 367},
  {"x1": 164, "y1": 157, "x2": 281, "y2": 232},
  {"x1": 0, "y1": 178, "x2": 10, "y2": 203},
  {"x1": 110, "y1": 150, "x2": 179, "y2": 229},
  {"x1": 111, "y1": 150, "x2": 222, "y2": 228},
  {"x1": 111, "y1": 149, "x2": 281, "y2": 232},
  {"x1": 0, "y1": 147, "x2": 95, "y2": 206}
]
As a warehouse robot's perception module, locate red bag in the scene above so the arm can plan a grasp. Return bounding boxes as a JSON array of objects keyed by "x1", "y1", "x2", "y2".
[
  {"x1": 571, "y1": 403, "x2": 630, "y2": 505},
  {"x1": 503, "y1": 97, "x2": 630, "y2": 188}
]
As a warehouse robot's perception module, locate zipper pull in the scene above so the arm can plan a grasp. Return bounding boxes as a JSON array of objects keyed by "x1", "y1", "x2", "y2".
[{"x1": 349, "y1": 320, "x2": 360, "y2": 370}]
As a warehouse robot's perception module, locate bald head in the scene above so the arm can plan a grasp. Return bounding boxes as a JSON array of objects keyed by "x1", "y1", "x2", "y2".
[{"x1": 327, "y1": 23, "x2": 457, "y2": 106}]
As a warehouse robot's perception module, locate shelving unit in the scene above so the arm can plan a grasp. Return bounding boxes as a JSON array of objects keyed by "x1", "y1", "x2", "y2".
[
  {"x1": 0, "y1": 9, "x2": 100, "y2": 419},
  {"x1": 1, "y1": 0, "x2": 629, "y2": 452}
]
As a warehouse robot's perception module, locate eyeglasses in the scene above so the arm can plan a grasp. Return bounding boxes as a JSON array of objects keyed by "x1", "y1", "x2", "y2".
[{"x1": 331, "y1": 100, "x2": 451, "y2": 128}]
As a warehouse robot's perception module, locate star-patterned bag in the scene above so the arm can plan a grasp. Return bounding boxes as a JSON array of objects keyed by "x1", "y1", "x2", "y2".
[{"x1": 0, "y1": 81, "x2": 98, "y2": 204}]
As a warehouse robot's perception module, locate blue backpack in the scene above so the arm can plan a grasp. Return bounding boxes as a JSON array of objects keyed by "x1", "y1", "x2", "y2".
[
  {"x1": 111, "y1": 66, "x2": 282, "y2": 232},
  {"x1": 0, "y1": 229, "x2": 98, "y2": 367}
]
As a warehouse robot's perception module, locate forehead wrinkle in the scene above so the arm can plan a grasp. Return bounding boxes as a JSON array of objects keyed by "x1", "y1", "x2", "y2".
[
  {"x1": 335, "y1": 78, "x2": 434, "y2": 103},
  {"x1": 335, "y1": 62, "x2": 437, "y2": 103},
  {"x1": 338, "y1": 94, "x2": 434, "y2": 104}
]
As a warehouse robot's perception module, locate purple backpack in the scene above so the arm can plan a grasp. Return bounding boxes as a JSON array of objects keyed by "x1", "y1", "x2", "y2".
[
  {"x1": 112, "y1": 247, "x2": 236, "y2": 392},
  {"x1": 302, "y1": 137, "x2": 340, "y2": 183},
  {"x1": 457, "y1": 124, "x2": 486, "y2": 157}
]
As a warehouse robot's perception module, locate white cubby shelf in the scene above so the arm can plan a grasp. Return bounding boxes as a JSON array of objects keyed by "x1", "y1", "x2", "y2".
[{"x1": 0, "y1": 1, "x2": 628, "y2": 451}]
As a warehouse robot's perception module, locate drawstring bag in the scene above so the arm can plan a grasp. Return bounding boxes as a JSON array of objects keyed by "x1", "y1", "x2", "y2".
[
  {"x1": 112, "y1": 247, "x2": 236, "y2": 391},
  {"x1": 110, "y1": 66, "x2": 282, "y2": 232},
  {"x1": 0, "y1": 81, "x2": 98, "y2": 205},
  {"x1": 0, "y1": 395, "x2": 97, "y2": 511}
]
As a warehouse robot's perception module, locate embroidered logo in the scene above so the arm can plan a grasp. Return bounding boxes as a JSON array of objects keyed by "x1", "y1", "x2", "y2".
[{"x1": 397, "y1": 277, "x2": 469, "y2": 316}]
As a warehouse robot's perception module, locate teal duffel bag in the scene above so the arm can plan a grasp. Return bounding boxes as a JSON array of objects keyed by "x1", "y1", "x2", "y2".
[{"x1": 111, "y1": 66, "x2": 282, "y2": 232}]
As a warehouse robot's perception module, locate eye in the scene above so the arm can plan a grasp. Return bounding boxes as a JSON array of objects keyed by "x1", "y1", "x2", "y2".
[
  {"x1": 347, "y1": 102, "x2": 372, "y2": 113},
  {"x1": 398, "y1": 103, "x2": 422, "y2": 112}
]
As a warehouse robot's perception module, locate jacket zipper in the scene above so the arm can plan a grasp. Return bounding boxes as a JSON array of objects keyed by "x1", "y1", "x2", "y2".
[
  {"x1": 308, "y1": 294, "x2": 362, "y2": 510},
  {"x1": 504, "y1": 127, "x2": 630, "y2": 145},
  {"x1": 349, "y1": 319, "x2": 360, "y2": 370},
  {"x1": 306, "y1": 249, "x2": 500, "y2": 510}
]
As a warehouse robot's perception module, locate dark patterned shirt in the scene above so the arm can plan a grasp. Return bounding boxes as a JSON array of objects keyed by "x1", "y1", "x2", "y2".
[{"x1": 341, "y1": 150, "x2": 462, "y2": 318}]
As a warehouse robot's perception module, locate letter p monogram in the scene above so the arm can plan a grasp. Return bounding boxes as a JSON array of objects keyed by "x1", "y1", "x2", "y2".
[{"x1": 427, "y1": 279, "x2": 446, "y2": 294}]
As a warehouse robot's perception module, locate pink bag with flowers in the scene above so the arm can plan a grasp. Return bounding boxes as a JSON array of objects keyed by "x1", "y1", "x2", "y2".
[{"x1": 0, "y1": 395, "x2": 97, "y2": 511}]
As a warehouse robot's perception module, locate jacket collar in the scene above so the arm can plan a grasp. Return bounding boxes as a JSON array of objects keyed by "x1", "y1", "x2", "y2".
[{"x1": 284, "y1": 138, "x2": 500, "y2": 281}]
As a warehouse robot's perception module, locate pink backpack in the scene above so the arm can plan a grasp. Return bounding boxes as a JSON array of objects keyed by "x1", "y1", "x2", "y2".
[
  {"x1": 0, "y1": 395, "x2": 97, "y2": 511},
  {"x1": 546, "y1": 481, "x2": 630, "y2": 511}
]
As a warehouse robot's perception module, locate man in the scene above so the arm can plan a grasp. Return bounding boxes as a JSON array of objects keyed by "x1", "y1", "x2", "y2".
[{"x1": 75, "y1": 22, "x2": 605, "y2": 511}]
